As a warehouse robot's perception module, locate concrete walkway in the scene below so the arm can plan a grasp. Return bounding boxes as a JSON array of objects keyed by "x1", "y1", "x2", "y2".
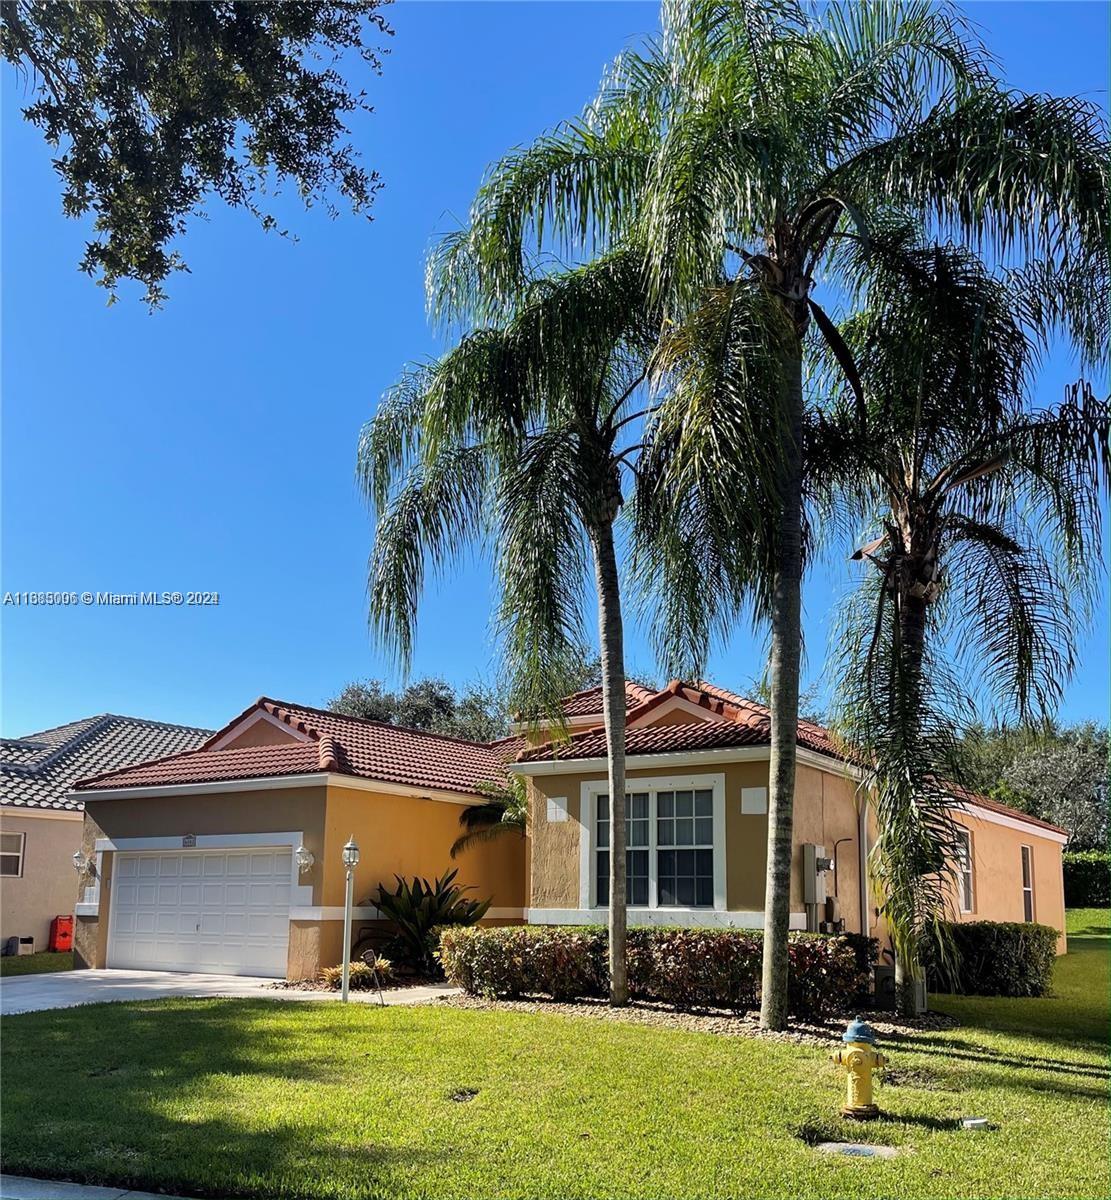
[
  {"x1": 0, "y1": 968, "x2": 458, "y2": 1015},
  {"x1": 0, "y1": 1175, "x2": 196, "y2": 1199}
]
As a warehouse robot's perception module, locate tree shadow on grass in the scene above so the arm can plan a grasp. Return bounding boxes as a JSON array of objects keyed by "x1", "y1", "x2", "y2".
[
  {"x1": 2, "y1": 1000, "x2": 459, "y2": 1200},
  {"x1": 888, "y1": 1032, "x2": 1110, "y2": 1084}
]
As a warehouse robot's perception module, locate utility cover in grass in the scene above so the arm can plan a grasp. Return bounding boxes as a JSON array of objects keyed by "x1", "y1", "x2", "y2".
[{"x1": 815, "y1": 1142, "x2": 898, "y2": 1159}]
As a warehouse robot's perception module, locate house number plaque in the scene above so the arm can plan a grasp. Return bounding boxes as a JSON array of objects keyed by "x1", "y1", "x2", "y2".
[{"x1": 182, "y1": 833, "x2": 197, "y2": 848}]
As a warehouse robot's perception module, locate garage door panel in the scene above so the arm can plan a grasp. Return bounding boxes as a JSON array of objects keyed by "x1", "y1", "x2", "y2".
[{"x1": 109, "y1": 848, "x2": 291, "y2": 976}]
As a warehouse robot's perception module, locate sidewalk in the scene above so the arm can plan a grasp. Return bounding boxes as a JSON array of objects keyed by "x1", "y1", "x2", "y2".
[
  {"x1": 0, "y1": 1176, "x2": 198, "y2": 1200},
  {"x1": 1, "y1": 967, "x2": 459, "y2": 1015}
]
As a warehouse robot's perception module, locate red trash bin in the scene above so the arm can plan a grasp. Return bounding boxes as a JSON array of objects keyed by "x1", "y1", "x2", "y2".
[{"x1": 49, "y1": 915, "x2": 74, "y2": 952}]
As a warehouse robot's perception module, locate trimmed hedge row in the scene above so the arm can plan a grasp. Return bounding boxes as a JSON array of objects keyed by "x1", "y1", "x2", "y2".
[
  {"x1": 1063, "y1": 850, "x2": 1110, "y2": 907},
  {"x1": 922, "y1": 920, "x2": 1059, "y2": 997},
  {"x1": 437, "y1": 925, "x2": 875, "y2": 1017}
]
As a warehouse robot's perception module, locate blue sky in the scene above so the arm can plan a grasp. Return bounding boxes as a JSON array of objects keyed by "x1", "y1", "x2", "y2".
[{"x1": 2, "y1": 1, "x2": 1107, "y2": 736}]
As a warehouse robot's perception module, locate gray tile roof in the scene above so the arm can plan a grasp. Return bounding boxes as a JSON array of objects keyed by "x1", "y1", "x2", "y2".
[{"x1": 2, "y1": 714, "x2": 212, "y2": 810}]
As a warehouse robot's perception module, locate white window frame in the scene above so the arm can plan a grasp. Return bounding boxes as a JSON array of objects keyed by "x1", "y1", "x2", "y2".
[
  {"x1": 578, "y1": 773, "x2": 727, "y2": 914},
  {"x1": 1020, "y1": 844, "x2": 1035, "y2": 922},
  {"x1": 955, "y1": 827, "x2": 974, "y2": 913},
  {"x1": 0, "y1": 831, "x2": 25, "y2": 878}
]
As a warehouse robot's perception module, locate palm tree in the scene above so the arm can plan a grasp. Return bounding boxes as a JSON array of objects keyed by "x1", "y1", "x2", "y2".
[
  {"x1": 818, "y1": 236, "x2": 1109, "y2": 1012},
  {"x1": 360, "y1": 249, "x2": 659, "y2": 1005},
  {"x1": 423, "y1": 0, "x2": 1106, "y2": 1027},
  {"x1": 450, "y1": 777, "x2": 529, "y2": 859}
]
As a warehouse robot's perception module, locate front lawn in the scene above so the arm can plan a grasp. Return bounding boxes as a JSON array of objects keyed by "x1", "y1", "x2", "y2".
[
  {"x1": 1, "y1": 914, "x2": 1106, "y2": 1200},
  {"x1": 0, "y1": 950, "x2": 73, "y2": 977}
]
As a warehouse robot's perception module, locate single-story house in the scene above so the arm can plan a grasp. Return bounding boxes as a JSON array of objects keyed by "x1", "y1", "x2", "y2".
[
  {"x1": 69, "y1": 682, "x2": 1067, "y2": 979},
  {"x1": 1, "y1": 714, "x2": 211, "y2": 951}
]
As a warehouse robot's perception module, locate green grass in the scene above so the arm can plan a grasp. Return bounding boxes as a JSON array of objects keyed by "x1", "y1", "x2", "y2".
[
  {"x1": 1, "y1": 915, "x2": 1107, "y2": 1200},
  {"x1": 0, "y1": 950, "x2": 73, "y2": 977}
]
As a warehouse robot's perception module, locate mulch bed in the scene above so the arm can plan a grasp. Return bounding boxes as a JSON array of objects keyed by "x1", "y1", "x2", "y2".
[
  {"x1": 436, "y1": 992, "x2": 957, "y2": 1047},
  {"x1": 268, "y1": 974, "x2": 439, "y2": 993}
]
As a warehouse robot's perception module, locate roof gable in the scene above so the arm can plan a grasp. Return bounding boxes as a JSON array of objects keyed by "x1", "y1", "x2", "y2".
[
  {"x1": 75, "y1": 697, "x2": 513, "y2": 799},
  {"x1": 515, "y1": 680, "x2": 843, "y2": 764}
]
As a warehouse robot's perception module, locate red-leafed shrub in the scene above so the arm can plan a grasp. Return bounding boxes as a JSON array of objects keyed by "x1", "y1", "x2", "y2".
[{"x1": 438, "y1": 925, "x2": 868, "y2": 1016}]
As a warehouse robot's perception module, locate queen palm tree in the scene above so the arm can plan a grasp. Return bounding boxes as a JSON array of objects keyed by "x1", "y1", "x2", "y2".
[
  {"x1": 818, "y1": 236, "x2": 1109, "y2": 1012},
  {"x1": 426, "y1": 0, "x2": 1107, "y2": 1027},
  {"x1": 360, "y1": 248, "x2": 659, "y2": 1004}
]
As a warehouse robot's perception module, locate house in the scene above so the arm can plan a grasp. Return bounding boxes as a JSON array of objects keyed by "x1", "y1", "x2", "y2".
[
  {"x1": 514, "y1": 681, "x2": 1068, "y2": 954},
  {"x1": 1, "y1": 714, "x2": 211, "y2": 952},
  {"x1": 68, "y1": 682, "x2": 1068, "y2": 980}
]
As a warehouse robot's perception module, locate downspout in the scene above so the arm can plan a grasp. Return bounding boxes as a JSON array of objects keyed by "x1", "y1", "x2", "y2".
[{"x1": 857, "y1": 799, "x2": 870, "y2": 938}]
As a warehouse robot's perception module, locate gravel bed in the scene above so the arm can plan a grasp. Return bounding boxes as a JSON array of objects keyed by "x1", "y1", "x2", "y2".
[{"x1": 437, "y1": 992, "x2": 957, "y2": 1046}]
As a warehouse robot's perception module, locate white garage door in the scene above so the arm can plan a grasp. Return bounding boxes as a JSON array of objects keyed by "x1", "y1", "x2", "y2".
[{"x1": 108, "y1": 847, "x2": 292, "y2": 977}]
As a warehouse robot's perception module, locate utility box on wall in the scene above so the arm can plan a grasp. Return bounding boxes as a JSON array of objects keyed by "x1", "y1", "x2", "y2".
[{"x1": 802, "y1": 843, "x2": 829, "y2": 905}]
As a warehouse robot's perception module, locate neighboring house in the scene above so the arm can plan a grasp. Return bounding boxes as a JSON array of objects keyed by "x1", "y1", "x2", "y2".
[
  {"x1": 1, "y1": 714, "x2": 211, "y2": 951},
  {"x1": 69, "y1": 682, "x2": 1068, "y2": 980}
]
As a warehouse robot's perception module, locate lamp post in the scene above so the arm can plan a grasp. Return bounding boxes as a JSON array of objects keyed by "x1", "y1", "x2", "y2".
[{"x1": 341, "y1": 837, "x2": 360, "y2": 1002}]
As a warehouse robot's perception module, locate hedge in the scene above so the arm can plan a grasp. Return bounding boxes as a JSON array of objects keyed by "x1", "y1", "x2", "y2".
[
  {"x1": 1063, "y1": 850, "x2": 1110, "y2": 907},
  {"x1": 922, "y1": 920, "x2": 1059, "y2": 997},
  {"x1": 437, "y1": 925, "x2": 874, "y2": 1017}
]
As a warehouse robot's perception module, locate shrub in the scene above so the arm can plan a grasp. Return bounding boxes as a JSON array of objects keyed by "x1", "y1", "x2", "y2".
[
  {"x1": 370, "y1": 869, "x2": 491, "y2": 976},
  {"x1": 318, "y1": 957, "x2": 393, "y2": 990},
  {"x1": 922, "y1": 921, "x2": 1059, "y2": 997},
  {"x1": 438, "y1": 925, "x2": 867, "y2": 1017},
  {"x1": 1063, "y1": 850, "x2": 1110, "y2": 907}
]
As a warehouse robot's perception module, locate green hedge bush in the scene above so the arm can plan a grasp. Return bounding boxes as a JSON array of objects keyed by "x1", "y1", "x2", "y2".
[
  {"x1": 1063, "y1": 850, "x2": 1110, "y2": 907},
  {"x1": 922, "y1": 920, "x2": 1059, "y2": 997},
  {"x1": 437, "y1": 925, "x2": 871, "y2": 1017}
]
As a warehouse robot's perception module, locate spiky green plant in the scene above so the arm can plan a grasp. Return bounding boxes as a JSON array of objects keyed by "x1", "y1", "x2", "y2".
[{"x1": 370, "y1": 870, "x2": 491, "y2": 976}]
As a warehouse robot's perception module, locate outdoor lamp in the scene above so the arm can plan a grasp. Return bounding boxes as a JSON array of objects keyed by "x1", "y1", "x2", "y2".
[
  {"x1": 340, "y1": 837, "x2": 360, "y2": 1002},
  {"x1": 72, "y1": 850, "x2": 94, "y2": 877},
  {"x1": 295, "y1": 844, "x2": 315, "y2": 874}
]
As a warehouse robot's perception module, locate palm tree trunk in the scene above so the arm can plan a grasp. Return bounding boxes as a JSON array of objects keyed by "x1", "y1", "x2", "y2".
[
  {"x1": 759, "y1": 344, "x2": 805, "y2": 1031},
  {"x1": 591, "y1": 518, "x2": 629, "y2": 1006},
  {"x1": 893, "y1": 586, "x2": 929, "y2": 1017}
]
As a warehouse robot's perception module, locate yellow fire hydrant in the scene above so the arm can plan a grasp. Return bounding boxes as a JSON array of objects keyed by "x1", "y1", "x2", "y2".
[{"x1": 830, "y1": 1016, "x2": 887, "y2": 1120}]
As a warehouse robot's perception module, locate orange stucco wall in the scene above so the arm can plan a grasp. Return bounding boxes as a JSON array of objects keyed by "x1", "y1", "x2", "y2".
[
  {"x1": 950, "y1": 808, "x2": 1067, "y2": 953},
  {"x1": 320, "y1": 784, "x2": 524, "y2": 911}
]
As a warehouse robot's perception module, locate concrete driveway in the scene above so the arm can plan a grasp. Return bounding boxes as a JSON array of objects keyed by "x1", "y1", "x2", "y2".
[{"x1": 0, "y1": 969, "x2": 457, "y2": 1015}]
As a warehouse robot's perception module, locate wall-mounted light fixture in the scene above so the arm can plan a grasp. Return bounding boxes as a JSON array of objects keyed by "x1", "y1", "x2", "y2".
[
  {"x1": 295, "y1": 844, "x2": 315, "y2": 875},
  {"x1": 72, "y1": 850, "x2": 96, "y2": 878}
]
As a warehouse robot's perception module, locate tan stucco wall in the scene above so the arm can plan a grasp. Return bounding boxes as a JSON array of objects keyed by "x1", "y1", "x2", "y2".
[
  {"x1": 75, "y1": 785, "x2": 327, "y2": 973},
  {"x1": 951, "y1": 809, "x2": 1067, "y2": 953},
  {"x1": 74, "y1": 779, "x2": 525, "y2": 979},
  {"x1": 0, "y1": 808, "x2": 83, "y2": 950},
  {"x1": 526, "y1": 757, "x2": 866, "y2": 930}
]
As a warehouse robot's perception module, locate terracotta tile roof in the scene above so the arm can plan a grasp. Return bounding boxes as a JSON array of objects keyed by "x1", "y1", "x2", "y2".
[
  {"x1": 2, "y1": 715, "x2": 212, "y2": 810},
  {"x1": 556, "y1": 681, "x2": 657, "y2": 719},
  {"x1": 945, "y1": 780, "x2": 1068, "y2": 836},
  {"x1": 75, "y1": 698, "x2": 512, "y2": 798},
  {"x1": 516, "y1": 681, "x2": 844, "y2": 763}
]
